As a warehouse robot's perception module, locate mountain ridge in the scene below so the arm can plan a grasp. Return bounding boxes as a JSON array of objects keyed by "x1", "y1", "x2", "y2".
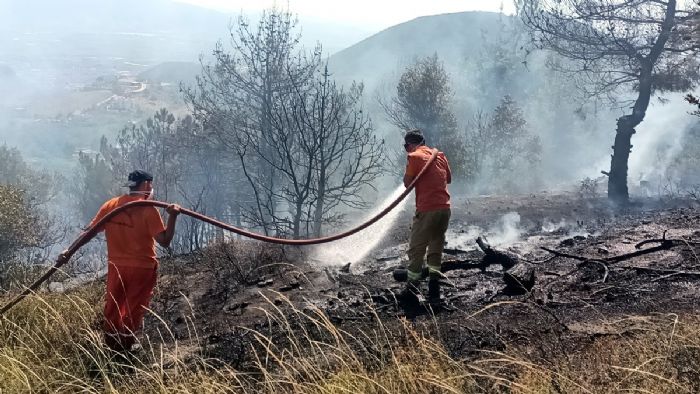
[{"x1": 327, "y1": 11, "x2": 506, "y2": 89}]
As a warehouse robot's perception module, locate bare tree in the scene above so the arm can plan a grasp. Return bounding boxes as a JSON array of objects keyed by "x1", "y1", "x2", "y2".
[
  {"x1": 184, "y1": 9, "x2": 383, "y2": 238},
  {"x1": 305, "y1": 75, "x2": 384, "y2": 238},
  {"x1": 518, "y1": 0, "x2": 700, "y2": 204},
  {"x1": 270, "y1": 66, "x2": 385, "y2": 237},
  {"x1": 241, "y1": 64, "x2": 385, "y2": 238},
  {"x1": 183, "y1": 9, "x2": 321, "y2": 235}
]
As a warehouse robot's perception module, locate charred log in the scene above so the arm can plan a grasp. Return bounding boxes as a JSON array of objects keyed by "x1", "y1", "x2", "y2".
[
  {"x1": 392, "y1": 236, "x2": 535, "y2": 293},
  {"x1": 503, "y1": 262, "x2": 536, "y2": 294}
]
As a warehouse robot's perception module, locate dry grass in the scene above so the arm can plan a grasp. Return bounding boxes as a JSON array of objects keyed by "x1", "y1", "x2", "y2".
[
  {"x1": 512, "y1": 314, "x2": 700, "y2": 394},
  {"x1": 1, "y1": 286, "x2": 700, "y2": 393}
]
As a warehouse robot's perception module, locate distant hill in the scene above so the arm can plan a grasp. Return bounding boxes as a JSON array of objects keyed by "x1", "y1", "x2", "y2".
[
  {"x1": 138, "y1": 61, "x2": 200, "y2": 85},
  {"x1": 327, "y1": 12, "x2": 505, "y2": 90},
  {"x1": 123, "y1": 12, "x2": 512, "y2": 108},
  {"x1": 133, "y1": 12, "x2": 508, "y2": 99}
]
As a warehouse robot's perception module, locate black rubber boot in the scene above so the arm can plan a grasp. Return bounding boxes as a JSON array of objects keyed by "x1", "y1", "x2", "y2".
[
  {"x1": 427, "y1": 279, "x2": 441, "y2": 305},
  {"x1": 399, "y1": 281, "x2": 420, "y2": 305}
]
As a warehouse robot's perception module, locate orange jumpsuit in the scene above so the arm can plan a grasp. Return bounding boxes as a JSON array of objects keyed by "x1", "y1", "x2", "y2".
[
  {"x1": 404, "y1": 146, "x2": 452, "y2": 282},
  {"x1": 89, "y1": 194, "x2": 166, "y2": 350}
]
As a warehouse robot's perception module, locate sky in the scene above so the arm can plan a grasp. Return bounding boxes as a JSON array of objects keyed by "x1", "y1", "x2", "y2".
[{"x1": 173, "y1": 0, "x2": 517, "y2": 31}]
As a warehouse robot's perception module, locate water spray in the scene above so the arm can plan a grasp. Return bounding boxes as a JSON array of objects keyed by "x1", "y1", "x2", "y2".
[{"x1": 310, "y1": 185, "x2": 409, "y2": 266}]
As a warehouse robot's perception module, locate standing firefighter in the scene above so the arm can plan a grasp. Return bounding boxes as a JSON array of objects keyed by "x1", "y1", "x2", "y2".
[
  {"x1": 59, "y1": 170, "x2": 180, "y2": 351},
  {"x1": 401, "y1": 130, "x2": 451, "y2": 304}
]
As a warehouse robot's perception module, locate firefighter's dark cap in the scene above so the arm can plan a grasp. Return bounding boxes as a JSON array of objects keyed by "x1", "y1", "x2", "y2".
[{"x1": 124, "y1": 170, "x2": 153, "y2": 187}]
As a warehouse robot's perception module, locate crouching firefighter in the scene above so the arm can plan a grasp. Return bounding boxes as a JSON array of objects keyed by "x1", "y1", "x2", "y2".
[
  {"x1": 400, "y1": 130, "x2": 452, "y2": 305},
  {"x1": 58, "y1": 170, "x2": 180, "y2": 352}
]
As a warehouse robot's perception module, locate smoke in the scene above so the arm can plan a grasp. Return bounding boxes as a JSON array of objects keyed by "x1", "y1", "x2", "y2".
[
  {"x1": 628, "y1": 92, "x2": 697, "y2": 192},
  {"x1": 309, "y1": 185, "x2": 409, "y2": 266},
  {"x1": 447, "y1": 212, "x2": 524, "y2": 250},
  {"x1": 567, "y1": 91, "x2": 700, "y2": 197},
  {"x1": 541, "y1": 217, "x2": 590, "y2": 238},
  {"x1": 447, "y1": 212, "x2": 596, "y2": 255},
  {"x1": 487, "y1": 212, "x2": 523, "y2": 245},
  {"x1": 541, "y1": 218, "x2": 569, "y2": 233},
  {"x1": 445, "y1": 225, "x2": 482, "y2": 251}
]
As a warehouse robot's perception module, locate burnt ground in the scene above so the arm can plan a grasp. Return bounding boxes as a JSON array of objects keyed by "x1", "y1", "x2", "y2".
[{"x1": 147, "y1": 192, "x2": 700, "y2": 370}]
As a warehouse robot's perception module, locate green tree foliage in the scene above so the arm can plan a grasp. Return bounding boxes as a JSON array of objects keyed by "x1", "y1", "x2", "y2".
[
  {"x1": 102, "y1": 108, "x2": 181, "y2": 201},
  {"x1": 0, "y1": 145, "x2": 58, "y2": 207},
  {"x1": 0, "y1": 146, "x2": 63, "y2": 289},
  {"x1": 0, "y1": 185, "x2": 40, "y2": 261},
  {"x1": 466, "y1": 96, "x2": 542, "y2": 193},
  {"x1": 472, "y1": 16, "x2": 531, "y2": 108},
  {"x1": 73, "y1": 152, "x2": 115, "y2": 223},
  {"x1": 381, "y1": 54, "x2": 466, "y2": 176},
  {"x1": 0, "y1": 185, "x2": 46, "y2": 291}
]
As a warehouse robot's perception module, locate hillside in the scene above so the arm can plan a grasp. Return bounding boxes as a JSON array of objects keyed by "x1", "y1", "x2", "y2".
[
  {"x1": 327, "y1": 11, "x2": 504, "y2": 89},
  {"x1": 107, "y1": 11, "x2": 508, "y2": 93}
]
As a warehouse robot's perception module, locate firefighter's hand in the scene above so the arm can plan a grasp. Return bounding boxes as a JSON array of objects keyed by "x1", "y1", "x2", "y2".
[
  {"x1": 56, "y1": 250, "x2": 70, "y2": 265},
  {"x1": 166, "y1": 204, "x2": 181, "y2": 216}
]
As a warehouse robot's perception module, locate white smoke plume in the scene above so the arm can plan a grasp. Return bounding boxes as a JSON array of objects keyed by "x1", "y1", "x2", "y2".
[{"x1": 447, "y1": 212, "x2": 524, "y2": 250}]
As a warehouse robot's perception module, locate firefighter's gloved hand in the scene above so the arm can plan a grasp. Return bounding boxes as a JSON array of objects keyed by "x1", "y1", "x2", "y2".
[
  {"x1": 56, "y1": 250, "x2": 70, "y2": 265},
  {"x1": 166, "y1": 204, "x2": 181, "y2": 216}
]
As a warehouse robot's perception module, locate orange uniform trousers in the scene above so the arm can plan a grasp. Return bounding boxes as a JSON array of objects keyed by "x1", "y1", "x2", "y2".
[{"x1": 103, "y1": 262, "x2": 157, "y2": 350}]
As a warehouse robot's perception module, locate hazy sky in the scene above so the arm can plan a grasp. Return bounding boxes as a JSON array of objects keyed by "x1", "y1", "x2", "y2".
[{"x1": 173, "y1": 0, "x2": 516, "y2": 30}]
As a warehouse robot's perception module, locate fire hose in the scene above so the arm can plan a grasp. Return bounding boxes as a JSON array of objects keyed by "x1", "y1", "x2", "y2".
[{"x1": 0, "y1": 150, "x2": 438, "y2": 315}]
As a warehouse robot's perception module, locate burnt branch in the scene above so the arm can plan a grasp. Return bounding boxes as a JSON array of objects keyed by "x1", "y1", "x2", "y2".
[{"x1": 541, "y1": 235, "x2": 699, "y2": 266}]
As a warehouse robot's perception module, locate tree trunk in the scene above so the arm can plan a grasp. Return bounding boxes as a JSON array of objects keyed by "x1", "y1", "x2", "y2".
[
  {"x1": 605, "y1": 0, "x2": 675, "y2": 205},
  {"x1": 607, "y1": 116, "x2": 636, "y2": 205},
  {"x1": 293, "y1": 201, "x2": 303, "y2": 239},
  {"x1": 234, "y1": 204, "x2": 242, "y2": 240},
  {"x1": 312, "y1": 170, "x2": 326, "y2": 238}
]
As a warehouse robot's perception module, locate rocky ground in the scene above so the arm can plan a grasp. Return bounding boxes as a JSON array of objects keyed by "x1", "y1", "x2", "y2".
[{"x1": 148, "y1": 192, "x2": 700, "y2": 370}]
